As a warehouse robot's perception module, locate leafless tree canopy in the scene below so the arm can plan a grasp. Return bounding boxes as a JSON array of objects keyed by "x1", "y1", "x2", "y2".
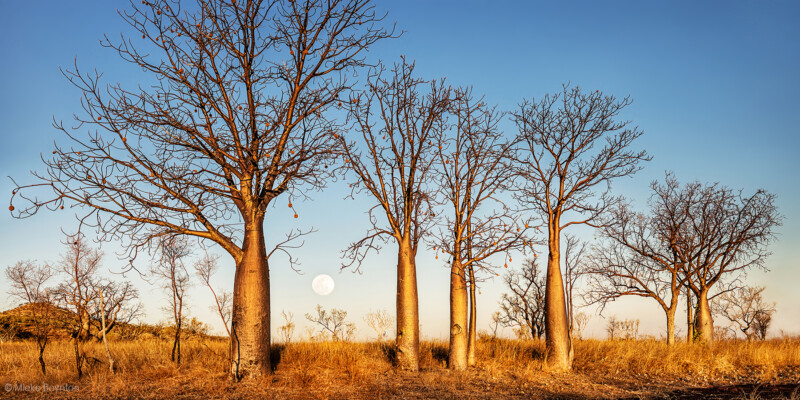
[
  {"x1": 305, "y1": 304, "x2": 355, "y2": 341},
  {"x1": 498, "y1": 259, "x2": 546, "y2": 340},
  {"x1": 513, "y1": 84, "x2": 650, "y2": 229},
  {"x1": 150, "y1": 235, "x2": 192, "y2": 363},
  {"x1": 713, "y1": 286, "x2": 776, "y2": 341},
  {"x1": 193, "y1": 253, "x2": 232, "y2": 336},
  {"x1": 563, "y1": 234, "x2": 588, "y2": 333},
  {"x1": 334, "y1": 58, "x2": 450, "y2": 370},
  {"x1": 151, "y1": 236, "x2": 192, "y2": 319},
  {"x1": 89, "y1": 280, "x2": 141, "y2": 339},
  {"x1": 513, "y1": 84, "x2": 650, "y2": 370},
  {"x1": 672, "y1": 180, "x2": 780, "y2": 294},
  {"x1": 606, "y1": 316, "x2": 640, "y2": 340},
  {"x1": 10, "y1": 0, "x2": 395, "y2": 263},
  {"x1": 337, "y1": 59, "x2": 451, "y2": 268},
  {"x1": 587, "y1": 241, "x2": 677, "y2": 309},
  {"x1": 585, "y1": 175, "x2": 692, "y2": 344},
  {"x1": 588, "y1": 175, "x2": 691, "y2": 306},
  {"x1": 433, "y1": 88, "x2": 525, "y2": 271},
  {"x1": 5, "y1": 260, "x2": 55, "y2": 375},
  {"x1": 572, "y1": 312, "x2": 590, "y2": 340},
  {"x1": 6, "y1": 261, "x2": 54, "y2": 309},
  {"x1": 661, "y1": 175, "x2": 780, "y2": 342},
  {"x1": 53, "y1": 234, "x2": 105, "y2": 343},
  {"x1": 363, "y1": 309, "x2": 393, "y2": 341},
  {"x1": 278, "y1": 310, "x2": 295, "y2": 343},
  {"x1": 431, "y1": 88, "x2": 528, "y2": 370},
  {"x1": 50, "y1": 233, "x2": 140, "y2": 377},
  {"x1": 8, "y1": 0, "x2": 394, "y2": 379}
]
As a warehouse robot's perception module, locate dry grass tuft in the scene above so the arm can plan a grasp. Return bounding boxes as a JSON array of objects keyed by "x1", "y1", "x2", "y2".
[{"x1": 1, "y1": 337, "x2": 798, "y2": 399}]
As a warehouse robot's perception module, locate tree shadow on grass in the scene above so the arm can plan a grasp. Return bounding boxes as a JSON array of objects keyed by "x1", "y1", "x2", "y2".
[
  {"x1": 430, "y1": 342, "x2": 449, "y2": 366},
  {"x1": 379, "y1": 341, "x2": 397, "y2": 365},
  {"x1": 623, "y1": 384, "x2": 800, "y2": 400},
  {"x1": 270, "y1": 343, "x2": 285, "y2": 372}
]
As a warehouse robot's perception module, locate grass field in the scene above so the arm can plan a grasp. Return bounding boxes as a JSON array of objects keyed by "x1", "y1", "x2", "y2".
[{"x1": 1, "y1": 337, "x2": 799, "y2": 399}]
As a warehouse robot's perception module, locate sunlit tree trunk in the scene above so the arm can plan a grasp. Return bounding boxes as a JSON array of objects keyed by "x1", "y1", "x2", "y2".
[
  {"x1": 466, "y1": 263, "x2": 477, "y2": 367},
  {"x1": 666, "y1": 307, "x2": 676, "y2": 345},
  {"x1": 396, "y1": 236, "x2": 420, "y2": 371},
  {"x1": 448, "y1": 257, "x2": 468, "y2": 370},
  {"x1": 230, "y1": 216, "x2": 271, "y2": 379},
  {"x1": 694, "y1": 288, "x2": 713, "y2": 343},
  {"x1": 544, "y1": 221, "x2": 572, "y2": 371}
]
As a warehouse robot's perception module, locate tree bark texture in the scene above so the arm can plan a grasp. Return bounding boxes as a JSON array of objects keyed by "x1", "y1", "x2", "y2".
[
  {"x1": 448, "y1": 258, "x2": 468, "y2": 370},
  {"x1": 230, "y1": 222, "x2": 271, "y2": 379},
  {"x1": 666, "y1": 308, "x2": 676, "y2": 345},
  {"x1": 544, "y1": 224, "x2": 572, "y2": 371},
  {"x1": 396, "y1": 238, "x2": 420, "y2": 371},
  {"x1": 466, "y1": 263, "x2": 477, "y2": 367},
  {"x1": 694, "y1": 289, "x2": 714, "y2": 343}
]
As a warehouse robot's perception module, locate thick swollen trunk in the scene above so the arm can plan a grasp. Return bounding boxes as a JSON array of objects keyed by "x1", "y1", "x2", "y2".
[
  {"x1": 694, "y1": 289, "x2": 714, "y2": 343},
  {"x1": 544, "y1": 225, "x2": 572, "y2": 371},
  {"x1": 448, "y1": 258, "x2": 468, "y2": 370},
  {"x1": 666, "y1": 308, "x2": 676, "y2": 345},
  {"x1": 230, "y1": 224, "x2": 271, "y2": 380},
  {"x1": 466, "y1": 263, "x2": 477, "y2": 367},
  {"x1": 396, "y1": 237, "x2": 420, "y2": 371}
]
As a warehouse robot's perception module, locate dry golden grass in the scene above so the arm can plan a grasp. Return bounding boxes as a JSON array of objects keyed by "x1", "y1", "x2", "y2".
[{"x1": 1, "y1": 337, "x2": 799, "y2": 399}]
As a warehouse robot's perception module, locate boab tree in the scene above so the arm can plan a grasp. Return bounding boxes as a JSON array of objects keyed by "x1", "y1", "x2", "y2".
[
  {"x1": 587, "y1": 174, "x2": 693, "y2": 345},
  {"x1": 9, "y1": 0, "x2": 393, "y2": 379},
  {"x1": 673, "y1": 180, "x2": 780, "y2": 343},
  {"x1": 337, "y1": 59, "x2": 451, "y2": 371},
  {"x1": 513, "y1": 85, "x2": 650, "y2": 370},
  {"x1": 433, "y1": 89, "x2": 526, "y2": 370}
]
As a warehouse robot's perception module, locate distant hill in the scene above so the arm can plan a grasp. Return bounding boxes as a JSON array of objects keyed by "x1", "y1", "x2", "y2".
[
  {"x1": 0, "y1": 303, "x2": 223, "y2": 342},
  {"x1": 0, "y1": 302, "x2": 74, "y2": 340}
]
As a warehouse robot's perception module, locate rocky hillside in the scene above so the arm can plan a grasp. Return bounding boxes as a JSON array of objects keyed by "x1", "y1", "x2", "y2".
[{"x1": 0, "y1": 303, "x2": 220, "y2": 342}]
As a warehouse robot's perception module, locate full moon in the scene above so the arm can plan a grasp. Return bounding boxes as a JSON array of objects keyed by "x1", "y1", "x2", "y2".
[{"x1": 311, "y1": 274, "x2": 335, "y2": 296}]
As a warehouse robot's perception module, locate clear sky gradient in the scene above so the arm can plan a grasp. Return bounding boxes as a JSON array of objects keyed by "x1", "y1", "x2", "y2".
[{"x1": 1, "y1": 1, "x2": 798, "y2": 339}]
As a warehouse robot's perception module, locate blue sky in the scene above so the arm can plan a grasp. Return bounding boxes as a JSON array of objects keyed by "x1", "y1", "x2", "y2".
[{"x1": 1, "y1": 1, "x2": 798, "y2": 339}]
